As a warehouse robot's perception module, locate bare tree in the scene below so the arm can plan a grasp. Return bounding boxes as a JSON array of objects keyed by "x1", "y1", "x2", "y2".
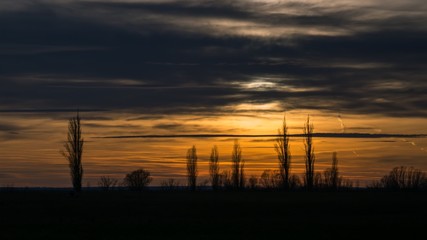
[
  {"x1": 231, "y1": 140, "x2": 245, "y2": 189},
  {"x1": 260, "y1": 170, "x2": 281, "y2": 189},
  {"x1": 186, "y1": 145, "x2": 198, "y2": 191},
  {"x1": 274, "y1": 114, "x2": 291, "y2": 189},
  {"x1": 161, "y1": 178, "x2": 181, "y2": 191},
  {"x1": 220, "y1": 170, "x2": 233, "y2": 189},
  {"x1": 124, "y1": 168, "x2": 152, "y2": 191},
  {"x1": 323, "y1": 152, "x2": 341, "y2": 190},
  {"x1": 376, "y1": 166, "x2": 427, "y2": 190},
  {"x1": 98, "y1": 176, "x2": 118, "y2": 191},
  {"x1": 62, "y1": 112, "x2": 84, "y2": 192},
  {"x1": 303, "y1": 115, "x2": 315, "y2": 190},
  {"x1": 289, "y1": 174, "x2": 302, "y2": 189},
  {"x1": 209, "y1": 145, "x2": 221, "y2": 190},
  {"x1": 248, "y1": 175, "x2": 258, "y2": 190}
]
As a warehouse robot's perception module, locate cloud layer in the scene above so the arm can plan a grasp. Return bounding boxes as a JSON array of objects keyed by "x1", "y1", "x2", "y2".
[{"x1": 0, "y1": 0, "x2": 426, "y2": 117}]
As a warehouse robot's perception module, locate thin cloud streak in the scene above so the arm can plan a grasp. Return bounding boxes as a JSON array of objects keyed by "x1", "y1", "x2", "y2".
[{"x1": 99, "y1": 133, "x2": 427, "y2": 139}]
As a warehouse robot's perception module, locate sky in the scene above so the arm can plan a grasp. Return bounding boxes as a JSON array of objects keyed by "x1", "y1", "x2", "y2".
[{"x1": 0, "y1": 0, "x2": 426, "y2": 187}]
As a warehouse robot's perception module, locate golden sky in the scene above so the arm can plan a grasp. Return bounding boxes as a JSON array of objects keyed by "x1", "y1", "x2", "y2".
[{"x1": 1, "y1": 110, "x2": 426, "y2": 187}]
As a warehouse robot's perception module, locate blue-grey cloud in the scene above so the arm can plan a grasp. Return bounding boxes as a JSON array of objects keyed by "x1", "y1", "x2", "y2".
[{"x1": 0, "y1": 0, "x2": 426, "y2": 117}]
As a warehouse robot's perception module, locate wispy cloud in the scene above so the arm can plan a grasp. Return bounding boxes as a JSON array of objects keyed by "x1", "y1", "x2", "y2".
[{"x1": 99, "y1": 133, "x2": 427, "y2": 139}]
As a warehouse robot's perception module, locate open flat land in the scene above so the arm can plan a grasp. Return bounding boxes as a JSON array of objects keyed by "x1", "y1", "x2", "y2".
[{"x1": 1, "y1": 190, "x2": 426, "y2": 240}]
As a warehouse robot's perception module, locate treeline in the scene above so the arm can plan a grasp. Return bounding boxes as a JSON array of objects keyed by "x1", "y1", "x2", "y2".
[{"x1": 62, "y1": 113, "x2": 427, "y2": 192}]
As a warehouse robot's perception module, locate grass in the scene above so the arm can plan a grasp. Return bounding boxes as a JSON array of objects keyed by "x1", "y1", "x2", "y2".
[{"x1": 0, "y1": 190, "x2": 426, "y2": 239}]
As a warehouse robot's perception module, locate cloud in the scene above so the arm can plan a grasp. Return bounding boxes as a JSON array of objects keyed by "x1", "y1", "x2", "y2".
[
  {"x1": 0, "y1": 0, "x2": 426, "y2": 117},
  {"x1": 99, "y1": 133, "x2": 427, "y2": 139},
  {"x1": 0, "y1": 122, "x2": 22, "y2": 132}
]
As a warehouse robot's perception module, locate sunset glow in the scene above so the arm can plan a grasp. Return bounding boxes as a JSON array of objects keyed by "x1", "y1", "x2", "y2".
[{"x1": 0, "y1": 0, "x2": 426, "y2": 188}]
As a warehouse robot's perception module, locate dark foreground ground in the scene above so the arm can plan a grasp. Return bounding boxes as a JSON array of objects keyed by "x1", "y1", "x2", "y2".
[{"x1": 0, "y1": 190, "x2": 426, "y2": 240}]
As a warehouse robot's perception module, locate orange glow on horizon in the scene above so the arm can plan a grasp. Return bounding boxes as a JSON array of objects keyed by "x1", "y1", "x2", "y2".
[{"x1": 0, "y1": 109, "x2": 426, "y2": 187}]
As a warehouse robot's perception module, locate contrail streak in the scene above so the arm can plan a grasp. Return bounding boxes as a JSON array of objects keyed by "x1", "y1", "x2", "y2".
[{"x1": 337, "y1": 114, "x2": 345, "y2": 133}]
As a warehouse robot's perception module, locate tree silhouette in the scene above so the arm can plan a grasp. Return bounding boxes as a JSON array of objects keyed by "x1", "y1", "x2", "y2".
[
  {"x1": 248, "y1": 175, "x2": 258, "y2": 190},
  {"x1": 209, "y1": 145, "x2": 221, "y2": 191},
  {"x1": 260, "y1": 170, "x2": 281, "y2": 189},
  {"x1": 62, "y1": 112, "x2": 84, "y2": 192},
  {"x1": 124, "y1": 168, "x2": 152, "y2": 191},
  {"x1": 323, "y1": 152, "x2": 341, "y2": 190},
  {"x1": 186, "y1": 145, "x2": 198, "y2": 191},
  {"x1": 274, "y1": 114, "x2": 291, "y2": 189},
  {"x1": 220, "y1": 170, "x2": 233, "y2": 189},
  {"x1": 289, "y1": 174, "x2": 302, "y2": 189},
  {"x1": 303, "y1": 115, "x2": 315, "y2": 190},
  {"x1": 98, "y1": 176, "x2": 118, "y2": 191},
  {"x1": 161, "y1": 178, "x2": 181, "y2": 191},
  {"x1": 377, "y1": 166, "x2": 427, "y2": 190},
  {"x1": 231, "y1": 140, "x2": 245, "y2": 189}
]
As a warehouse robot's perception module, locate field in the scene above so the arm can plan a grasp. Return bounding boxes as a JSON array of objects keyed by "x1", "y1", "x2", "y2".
[{"x1": 1, "y1": 190, "x2": 426, "y2": 240}]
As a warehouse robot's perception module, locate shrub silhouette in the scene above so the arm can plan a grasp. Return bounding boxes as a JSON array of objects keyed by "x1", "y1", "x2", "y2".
[
  {"x1": 209, "y1": 145, "x2": 221, "y2": 190},
  {"x1": 314, "y1": 172, "x2": 322, "y2": 188},
  {"x1": 377, "y1": 166, "x2": 427, "y2": 190},
  {"x1": 274, "y1": 114, "x2": 291, "y2": 189},
  {"x1": 61, "y1": 112, "x2": 84, "y2": 192},
  {"x1": 186, "y1": 145, "x2": 198, "y2": 191},
  {"x1": 231, "y1": 140, "x2": 245, "y2": 189},
  {"x1": 220, "y1": 170, "x2": 233, "y2": 189},
  {"x1": 248, "y1": 175, "x2": 258, "y2": 190},
  {"x1": 303, "y1": 115, "x2": 315, "y2": 190},
  {"x1": 98, "y1": 176, "x2": 118, "y2": 191},
  {"x1": 160, "y1": 178, "x2": 181, "y2": 191},
  {"x1": 341, "y1": 179, "x2": 353, "y2": 189},
  {"x1": 124, "y1": 168, "x2": 152, "y2": 191},
  {"x1": 260, "y1": 170, "x2": 281, "y2": 189},
  {"x1": 289, "y1": 174, "x2": 301, "y2": 189},
  {"x1": 198, "y1": 179, "x2": 210, "y2": 188}
]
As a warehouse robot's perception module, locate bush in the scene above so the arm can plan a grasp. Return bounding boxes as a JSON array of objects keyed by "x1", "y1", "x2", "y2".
[
  {"x1": 248, "y1": 175, "x2": 258, "y2": 190},
  {"x1": 160, "y1": 178, "x2": 181, "y2": 191},
  {"x1": 378, "y1": 166, "x2": 427, "y2": 190},
  {"x1": 381, "y1": 166, "x2": 427, "y2": 190},
  {"x1": 288, "y1": 175, "x2": 301, "y2": 189},
  {"x1": 260, "y1": 170, "x2": 281, "y2": 189},
  {"x1": 98, "y1": 176, "x2": 118, "y2": 191},
  {"x1": 124, "y1": 168, "x2": 153, "y2": 191},
  {"x1": 220, "y1": 170, "x2": 233, "y2": 189}
]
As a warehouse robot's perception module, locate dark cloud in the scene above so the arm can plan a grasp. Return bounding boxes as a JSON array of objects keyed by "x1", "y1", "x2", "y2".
[
  {"x1": 0, "y1": 0, "x2": 426, "y2": 117},
  {"x1": 0, "y1": 108, "x2": 106, "y2": 113},
  {"x1": 0, "y1": 123, "x2": 22, "y2": 132},
  {"x1": 152, "y1": 123, "x2": 225, "y2": 134},
  {"x1": 153, "y1": 123, "x2": 185, "y2": 130}
]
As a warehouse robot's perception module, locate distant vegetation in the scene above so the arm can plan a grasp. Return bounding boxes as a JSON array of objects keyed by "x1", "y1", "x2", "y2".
[
  {"x1": 51, "y1": 113, "x2": 427, "y2": 192},
  {"x1": 123, "y1": 168, "x2": 152, "y2": 191},
  {"x1": 368, "y1": 166, "x2": 427, "y2": 190},
  {"x1": 98, "y1": 176, "x2": 118, "y2": 191}
]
